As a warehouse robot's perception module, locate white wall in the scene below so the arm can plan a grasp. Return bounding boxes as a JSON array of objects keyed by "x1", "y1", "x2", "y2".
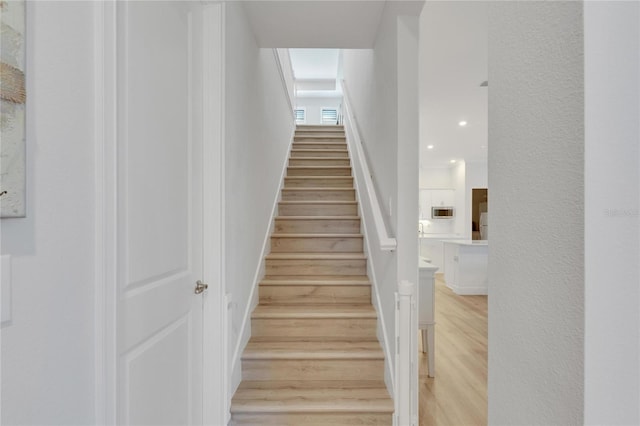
[
  {"x1": 295, "y1": 96, "x2": 342, "y2": 125},
  {"x1": 223, "y1": 2, "x2": 295, "y2": 392},
  {"x1": 584, "y1": 2, "x2": 639, "y2": 424},
  {"x1": 1, "y1": 2, "x2": 96, "y2": 424},
  {"x1": 419, "y1": 167, "x2": 452, "y2": 189},
  {"x1": 488, "y1": 2, "x2": 584, "y2": 424},
  {"x1": 342, "y1": 2, "x2": 420, "y2": 393}
]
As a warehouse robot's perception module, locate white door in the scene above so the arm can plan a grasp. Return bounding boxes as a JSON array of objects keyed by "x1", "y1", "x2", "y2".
[{"x1": 116, "y1": 2, "x2": 204, "y2": 424}]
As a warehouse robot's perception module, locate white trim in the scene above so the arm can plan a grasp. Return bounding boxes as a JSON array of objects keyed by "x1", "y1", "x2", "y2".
[
  {"x1": 395, "y1": 281, "x2": 417, "y2": 426},
  {"x1": 341, "y1": 81, "x2": 397, "y2": 251},
  {"x1": 202, "y1": 3, "x2": 227, "y2": 425},
  {"x1": 94, "y1": 1, "x2": 118, "y2": 424}
]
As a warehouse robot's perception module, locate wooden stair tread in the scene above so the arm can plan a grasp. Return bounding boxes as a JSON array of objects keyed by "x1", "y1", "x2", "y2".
[
  {"x1": 285, "y1": 176, "x2": 351, "y2": 179},
  {"x1": 291, "y1": 148, "x2": 349, "y2": 158},
  {"x1": 270, "y1": 233, "x2": 362, "y2": 238},
  {"x1": 252, "y1": 304, "x2": 376, "y2": 318},
  {"x1": 265, "y1": 253, "x2": 366, "y2": 260},
  {"x1": 289, "y1": 156, "x2": 349, "y2": 160},
  {"x1": 278, "y1": 201, "x2": 357, "y2": 205},
  {"x1": 288, "y1": 166, "x2": 350, "y2": 169},
  {"x1": 242, "y1": 340, "x2": 384, "y2": 359},
  {"x1": 282, "y1": 187, "x2": 354, "y2": 191},
  {"x1": 231, "y1": 383, "x2": 393, "y2": 413},
  {"x1": 261, "y1": 275, "x2": 370, "y2": 285},
  {"x1": 275, "y1": 215, "x2": 359, "y2": 220}
]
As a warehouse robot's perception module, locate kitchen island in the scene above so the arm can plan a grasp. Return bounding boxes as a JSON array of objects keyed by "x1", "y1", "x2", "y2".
[{"x1": 442, "y1": 240, "x2": 488, "y2": 295}]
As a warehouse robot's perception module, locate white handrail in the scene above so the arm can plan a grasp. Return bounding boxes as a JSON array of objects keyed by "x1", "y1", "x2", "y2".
[
  {"x1": 273, "y1": 48, "x2": 295, "y2": 118},
  {"x1": 341, "y1": 81, "x2": 397, "y2": 251}
]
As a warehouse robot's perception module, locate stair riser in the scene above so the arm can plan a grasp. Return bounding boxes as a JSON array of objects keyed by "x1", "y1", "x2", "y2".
[
  {"x1": 290, "y1": 150, "x2": 348, "y2": 158},
  {"x1": 289, "y1": 158, "x2": 350, "y2": 167},
  {"x1": 265, "y1": 259, "x2": 366, "y2": 276},
  {"x1": 296, "y1": 125, "x2": 343, "y2": 130},
  {"x1": 274, "y1": 219, "x2": 360, "y2": 234},
  {"x1": 287, "y1": 167, "x2": 351, "y2": 176},
  {"x1": 271, "y1": 236, "x2": 363, "y2": 252},
  {"x1": 242, "y1": 359, "x2": 384, "y2": 381},
  {"x1": 251, "y1": 318, "x2": 377, "y2": 338},
  {"x1": 294, "y1": 136, "x2": 346, "y2": 142},
  {"x1": 231, "y1": 413, "x2": 392, "y2": 426},
  {"x1": 294, "y1": 134, "x2": 346, "y2": 140},
  {"x1": 281, "y1": 189, "x2": 355, "y2": 201},
  {"x1": 278, "y1": 203, "x2": 357, "y2": 216},
  {"x1": 259, "y1": 285, "x2": 370, "y2": 305},
  {"x1": 292, "y1": 143, "x2": 347, "y2": 150},
  {"x1": 284, "y1": 177, "x2": 353, "y2": 188}
]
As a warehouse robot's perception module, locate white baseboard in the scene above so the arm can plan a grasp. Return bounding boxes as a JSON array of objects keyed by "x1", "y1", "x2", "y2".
[{"x1": 449, "y1": 284, "x2": 488, "y2": 296}]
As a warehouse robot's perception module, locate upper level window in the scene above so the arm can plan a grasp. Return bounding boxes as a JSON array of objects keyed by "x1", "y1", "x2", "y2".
[
  {"x1": 295, "y1": 108, "x2": 306, "y2": 124},
  {"x1": 321, "y1": 108, "x2": 338, "y2": 125}
]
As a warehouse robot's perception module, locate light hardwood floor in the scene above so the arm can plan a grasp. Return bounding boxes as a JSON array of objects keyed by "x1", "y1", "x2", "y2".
[{"x1": 419, "y1": 274, "x2": 488, "y2": 426}]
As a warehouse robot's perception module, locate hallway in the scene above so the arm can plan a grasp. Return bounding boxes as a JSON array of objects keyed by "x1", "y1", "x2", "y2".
[{"x1": 419, "y1": 276, "x2": 488, "y2": 425}]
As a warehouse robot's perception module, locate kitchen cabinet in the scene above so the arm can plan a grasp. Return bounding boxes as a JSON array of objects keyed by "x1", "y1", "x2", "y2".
[
  {"x1": 431, "y1": 189, "x2": 455, "y2": 207},
  {"x1": 442, "y1": 241, "x2": 488, "y2": 295},
  {"x1": 419, "y1": 189, "x2": 455, "y2": 219}
]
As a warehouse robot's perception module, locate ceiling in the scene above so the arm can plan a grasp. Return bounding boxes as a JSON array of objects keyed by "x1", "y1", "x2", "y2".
[
  {"x1": 242, "y1": 1, "x2": 387, "y2": 48},
  {"x1": 290, "y1": 48, "x2": 342, "y2": 98},
  {"x1": 419, "y1": 1, "x2": 488, "y2": 167},
  {"x1": 289, "y1": 49, "x2": 339, "y2": 80}
]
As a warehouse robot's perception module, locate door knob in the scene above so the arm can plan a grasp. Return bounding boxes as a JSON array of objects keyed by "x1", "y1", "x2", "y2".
[{"x1": 195, "y1": 280, "x2": 208, "y2": 294}]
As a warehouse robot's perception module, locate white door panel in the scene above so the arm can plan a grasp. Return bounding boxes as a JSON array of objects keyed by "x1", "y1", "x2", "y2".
[{"x1": 115, "y1": 2, "x2": 203, "y2": 424}]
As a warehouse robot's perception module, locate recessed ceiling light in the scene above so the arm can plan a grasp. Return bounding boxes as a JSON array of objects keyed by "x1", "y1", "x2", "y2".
[
  {"x1": 480, "y1": 145, "x2": 487, "y2": 149},
  {"x1": 427, "y1": 145, "x2": 434, "y2": 150},
  {"x1": 450, "y1": 159, "x2": 457, "y2": 164},
  {"x1": 458, "y1": 121, "x2": 467, "y2": 127}
]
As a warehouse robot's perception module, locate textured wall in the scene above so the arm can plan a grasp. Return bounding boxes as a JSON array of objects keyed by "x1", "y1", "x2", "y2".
[{"x1": 488, "y1": 2, "x2": 584, "y2": 424}]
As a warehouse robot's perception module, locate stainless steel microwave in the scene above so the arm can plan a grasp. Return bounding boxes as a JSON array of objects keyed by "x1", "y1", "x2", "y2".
[{"x1": 432, "y1": 207, "x2": 455, "y2": 219}]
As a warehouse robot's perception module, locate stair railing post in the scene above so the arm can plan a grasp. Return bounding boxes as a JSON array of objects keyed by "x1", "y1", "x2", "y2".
[{"x1": 395, "y1": 280, "x2": 417, "y2": 426}]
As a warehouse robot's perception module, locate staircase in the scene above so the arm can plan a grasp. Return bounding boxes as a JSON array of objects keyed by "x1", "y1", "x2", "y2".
[{"x1": 230, "y1": 125, "x2": 393, "y2": 425}]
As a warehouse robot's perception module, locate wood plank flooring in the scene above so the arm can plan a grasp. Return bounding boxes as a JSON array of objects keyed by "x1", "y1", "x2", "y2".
[{"x1": 419, "y1": 274, "x2": 488, "y2": 426}]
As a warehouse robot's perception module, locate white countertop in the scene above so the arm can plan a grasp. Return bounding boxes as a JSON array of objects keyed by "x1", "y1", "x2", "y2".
[
  {"x1": 442, "y1": 240, "x2": 488, "y2": 246},
  {"x1": 419, "y1": 233, "x2": 465, "y2": 239}
]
